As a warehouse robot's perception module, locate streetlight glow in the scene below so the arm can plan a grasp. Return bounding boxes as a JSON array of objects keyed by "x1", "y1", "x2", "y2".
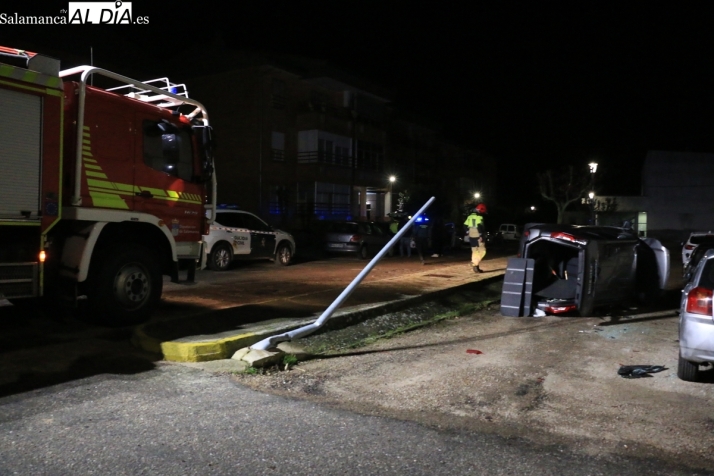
[
  {"x1": 474, "y1": 192, "x2": 481, "y2": 199},
  {"x1": 589, "y1": 162, "x2": 598, "y2": 174},
  {"x1": 389, "y1": 175, "x2": 396, "y2": 183},
  {"x1": 588, "y1": 191, "x2": 595, "y2": 200}
]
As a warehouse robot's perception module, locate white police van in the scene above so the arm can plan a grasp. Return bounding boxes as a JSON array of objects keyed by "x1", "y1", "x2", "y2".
[{"x1": 203, "y1": 206, "x2": 296, "y2": 271}]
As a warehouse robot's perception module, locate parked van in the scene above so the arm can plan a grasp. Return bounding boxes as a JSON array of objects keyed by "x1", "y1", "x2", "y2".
[{"x1": 499, "y1": 224, "x2": 521, "y2": 241}]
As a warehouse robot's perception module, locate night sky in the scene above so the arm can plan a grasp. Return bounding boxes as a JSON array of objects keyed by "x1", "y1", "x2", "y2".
[{"x1": 3, "y1": 1, "x2": 713, "y2": 208}]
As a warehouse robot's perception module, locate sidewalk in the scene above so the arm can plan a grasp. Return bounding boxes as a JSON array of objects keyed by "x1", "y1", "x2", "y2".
[{"x1": 132, "y1": 257, "x2": 510, "y2": 363}]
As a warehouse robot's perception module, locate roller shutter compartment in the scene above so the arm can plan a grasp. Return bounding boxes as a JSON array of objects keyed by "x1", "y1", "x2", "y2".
[{"x1": 0, "y1": 88, "x2": 42, "y2": 219}]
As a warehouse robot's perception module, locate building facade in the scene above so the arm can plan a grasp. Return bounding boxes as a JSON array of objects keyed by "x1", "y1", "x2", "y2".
[
  {"x1": 187, "y1": 53, "x2": 496, "y2": 230},
  {"x1": 594, "y1": 150, "x2": 714, "y2": 242}
]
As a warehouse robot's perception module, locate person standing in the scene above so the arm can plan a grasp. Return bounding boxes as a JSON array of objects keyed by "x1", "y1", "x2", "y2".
[
  {"x1": 464, "y1": 203, "x2": 487, "y2": 273},
  {"x1": 413, "y1": 216, "x2": 431, "y2": 264},
  {"x1": 389, "y1": 216, "x2": 400, "y2": 256},
  {"x1": 399, "y1": 217, "x2": 413, "y2": 257},
  {"x1": 430, "y1": 217, "x2": 445, "y2": 257}
]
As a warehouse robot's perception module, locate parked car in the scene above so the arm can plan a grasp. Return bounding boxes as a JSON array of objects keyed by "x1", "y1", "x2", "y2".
[
  {"x1": 203, "y1": 208, "x2": 296, "y2": 271},
  {"x1": 683, "y1": 238, "x2": 714, "y2": 283},
  {"x1": 499, "y1": 223, "x2": 521, "y2": 241},
  {"x1": 484, "y1": 229, "x2": 504, "y2": 247},
  {"x1": 681, "y1": 231, "x2": 714, "y2": 269},
  {"x1": 511, "y1": 224, "x2": 669, "y2": 317},
  {"x1": 323, "y1": 221, "x2": 394, "y2": 259},
  {"x1": 678, "y1": 247, "x2": 714, "y2": 381}
]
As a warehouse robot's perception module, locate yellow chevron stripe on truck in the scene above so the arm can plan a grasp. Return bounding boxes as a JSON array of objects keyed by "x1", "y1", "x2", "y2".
[
  {"x1": 0, "y1": 64, "x2": 63, "y2": 91},
  {"x1": 82, "y1": 127, "x2": 203, "y2": 209},
  {"x1": 86, "y1": 179, "x2": 203, "y2": 205}
]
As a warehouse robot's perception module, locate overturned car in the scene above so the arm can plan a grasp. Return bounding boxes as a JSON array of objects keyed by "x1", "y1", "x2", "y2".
[{"x1": 501, "y1": 224, "x2": 670, "y2": 317}]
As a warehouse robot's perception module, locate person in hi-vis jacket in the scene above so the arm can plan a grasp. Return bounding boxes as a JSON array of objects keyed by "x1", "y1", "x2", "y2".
[{"x1": 464, "y1": 203, "x2": 487, "y2": 273}]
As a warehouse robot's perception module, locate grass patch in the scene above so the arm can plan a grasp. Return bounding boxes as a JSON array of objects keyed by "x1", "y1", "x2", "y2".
[
  {"x1": 318, "y1": 299, "x2": 497, "y2": 353},
  {"x1": 282, "y1": 354, "x2": 299, "y2": 370}
]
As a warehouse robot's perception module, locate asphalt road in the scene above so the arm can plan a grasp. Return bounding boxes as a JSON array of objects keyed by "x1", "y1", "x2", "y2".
[
  {"x1": 0, "y1": 245, "x2": 707, "y2": 474},
  {"x1": 0, "y1": 363, "x2": 701, "y2": 475}
]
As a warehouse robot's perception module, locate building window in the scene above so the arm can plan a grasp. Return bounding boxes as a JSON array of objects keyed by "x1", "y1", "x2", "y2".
[
  {"x1": 296, "y1": 182, "x2": 350, "y2": 218},
  {"x1": 356, "y1": 140, "x2": 383, "y2": 171},
  {"x1": 271, "y1": 131, "x2": 285, "y2": 162},
  {"x1": 272, "y1": 79, "x2": 286, "y2": 109},
  {"x1": 269, "y1": 185, "x2": 290, "y2": 215},
  {"x1": 297, "y1": 130, "x2": 352, "y2": 166},
  {"x1": 310, "y1": 90, "x2": 331, "y2": 112}
]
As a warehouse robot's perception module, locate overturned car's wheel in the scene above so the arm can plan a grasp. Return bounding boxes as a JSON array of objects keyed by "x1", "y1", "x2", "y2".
[
  {"x1": 359, "y1": 245, "x2": 369, "y2": 260},
  {"x1": 677, "y1": 352, "x2": 700, "y2": 382}
]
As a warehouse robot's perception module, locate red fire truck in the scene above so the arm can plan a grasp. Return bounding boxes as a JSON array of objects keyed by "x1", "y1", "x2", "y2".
[{"x1": 0, "y1": 46, "x2": 216, "y2": 326}]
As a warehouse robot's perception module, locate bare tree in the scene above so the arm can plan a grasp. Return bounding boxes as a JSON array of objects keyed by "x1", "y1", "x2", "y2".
[{"x1": 537, "y1": 165, "x2": 592, "y2": 224}]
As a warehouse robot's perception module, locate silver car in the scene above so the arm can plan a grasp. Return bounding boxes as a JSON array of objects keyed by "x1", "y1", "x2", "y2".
[
  {"x1": 681, "y1": 231, "x2": 714, "y2": 269},
  {"x1": 679, "y1": 248, "x2": 714, "y2": 381},
  {"x1": 323, "y1": 221, "x2": 394, "y2": 259}
]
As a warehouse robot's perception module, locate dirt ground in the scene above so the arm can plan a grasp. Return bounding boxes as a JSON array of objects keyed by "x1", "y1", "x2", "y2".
[{"x1": 233, "y1": 305, "x2": 714, "y2": 472}]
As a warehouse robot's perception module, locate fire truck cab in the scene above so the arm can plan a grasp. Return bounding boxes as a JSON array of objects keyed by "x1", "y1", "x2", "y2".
[{"x1": 0, "y1": 46, "x2": 216, "y2": 326}]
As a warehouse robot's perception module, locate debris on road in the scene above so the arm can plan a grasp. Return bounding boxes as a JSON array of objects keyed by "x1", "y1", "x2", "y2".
[{"x1": 618, "y1": 365, "x2": 666, "y2": 378}]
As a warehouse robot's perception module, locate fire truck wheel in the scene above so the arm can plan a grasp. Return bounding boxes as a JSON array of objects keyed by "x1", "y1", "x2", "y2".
[
  {"x1": 275, "y1": 243, "x2": 292, "y2": 266},
  {"x1": 92, "y1": 246, "x2": 162, "y2": 326},
  {"x1": 208, "y1": 242, "x2": 233, "y2": 271}
]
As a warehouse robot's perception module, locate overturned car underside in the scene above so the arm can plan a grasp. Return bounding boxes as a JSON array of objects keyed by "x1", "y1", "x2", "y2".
[{"x1": 501, "y1": 225, "x2": 670, "y2": 317}]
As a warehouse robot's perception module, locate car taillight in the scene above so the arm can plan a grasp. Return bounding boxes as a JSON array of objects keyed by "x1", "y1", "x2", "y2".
[
  {"x1": 685, "y1": 244, "x2": 696, "y2": 250},
  {"x1": 686, "y1": 286, "x2": 713, "y2": 315},
  {"x1": 545, "y1": 304, "x2": 578, "y2": 314},
  {"x1": 349, "y1": 235, "x2": 361, "y2": 242},
  {"x1": 551, "y1": 232, "x2": 575, "y2": 242},
  {"x1": 523, "y1": 231, "x2": 529, "y2": 238}
]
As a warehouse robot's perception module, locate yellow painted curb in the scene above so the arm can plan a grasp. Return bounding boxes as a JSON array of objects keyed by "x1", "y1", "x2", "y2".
[
  {"x1": 132, "y1": 325, "x2": 264, "y2": 362},
  {"x1": 160, "y1": 333, "x2": 258, "y2": 362}
]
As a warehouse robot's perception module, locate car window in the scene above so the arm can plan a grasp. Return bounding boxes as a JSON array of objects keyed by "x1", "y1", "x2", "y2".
[
  {"x1": 700, "y1": 260, "x2": 714, "y2": 289},
  {"x1": 215, "y1": 212, "x2": 244, "y2": 228},
  {"x1": 242, "y1": 214, "x2": 271, "y2": 232},
  {"x1": 692, "y1": 245, "x2": 714, "y2": 269},
  {"x1": 371, "y1": 224, "x2": 384, "y2": 236},
  {"x1": 358, "y1": 223, "x2": 371, "y2": 234},
  {"x1": 329, "y1": 223, "x2": 358, "y2": 234},
  {"x1": 690, "y1": 235, "x2": 714, "y2": 245}
]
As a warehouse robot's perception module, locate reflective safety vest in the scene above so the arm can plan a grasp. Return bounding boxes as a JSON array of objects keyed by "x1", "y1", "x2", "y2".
[
  {"x1": 464, "y1": 213, "x2": 483, "y2": 228},
  {"x1": 464, "y1": 213, "x2": 483, "y2": 238}
]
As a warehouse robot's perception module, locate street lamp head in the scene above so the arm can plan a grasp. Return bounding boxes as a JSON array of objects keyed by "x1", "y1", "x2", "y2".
[
  {"x1": 530, "y1": 206, "x2": 536, "y2": 211},
  {"x1": 474, "y1": 192, "x2": 481, "y2": 199},
  {"x1": 588, "y1": 162, "x2": 598, "y2": 174},
  {"x1": 588, "y1": 191, "x2": 595, "y2": 200},
  {"x1": 389, "y1": 175, "x2": 396, "y2": 183}
]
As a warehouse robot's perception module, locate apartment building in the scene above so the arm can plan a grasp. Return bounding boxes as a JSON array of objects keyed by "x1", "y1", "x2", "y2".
[{"x1": 187, "y1": 52, "x2": 495, "y2": 230}]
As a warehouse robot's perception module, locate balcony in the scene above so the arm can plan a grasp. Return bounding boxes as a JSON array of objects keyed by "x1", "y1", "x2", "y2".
[
  {"x1": 297, "y1": 150, "x2": 352, "y2": 167},
  {"x1": 297, "y1": 151, "x2": 382, "y2": 171}
]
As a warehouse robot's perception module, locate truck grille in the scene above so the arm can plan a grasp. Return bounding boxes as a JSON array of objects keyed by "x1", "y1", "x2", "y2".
[{"x1": 0, "y1": 262, "x2": 38, "y2": 299}]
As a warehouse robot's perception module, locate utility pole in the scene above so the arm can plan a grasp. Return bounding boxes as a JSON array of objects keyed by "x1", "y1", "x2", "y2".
[{"x1": 350, "y1": 108, "x2": 358, "y2": 219}]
